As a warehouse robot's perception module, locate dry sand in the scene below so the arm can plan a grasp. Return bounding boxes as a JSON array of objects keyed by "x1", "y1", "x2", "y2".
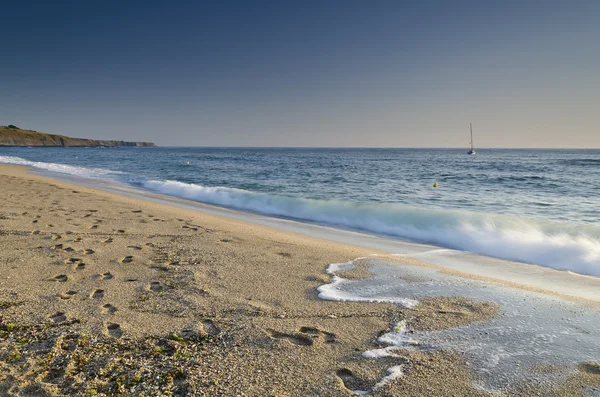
[{"x1": 0, "y1": 164, "x2": 598, "y2": 396}]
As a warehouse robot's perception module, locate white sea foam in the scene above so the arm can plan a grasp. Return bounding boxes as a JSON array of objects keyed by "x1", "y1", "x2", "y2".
[
  {"x1": 317, "y1": 261, "x2": 418, "y2": 308},
  {"x1": 362, "y1": 320, "x2": 420, "y2": 359},
  {"x1": 0, "y1": 155, "x2": 122, "y2": 179},
  {"x1": 377, "y1": 321, "x2": 417, "y2": 347},
  {"x1": 2, "y1": 155, "x2": 600, "y2": 277},
  {"x1": 373, "y1": 366, "x2": 404, "y2": 390},
  {"x1": 321, "y1": 260, "x2": 412, "y2": 394},
  {"x1": 138, "y1": 178, "x2": 600, "y2": 277}
]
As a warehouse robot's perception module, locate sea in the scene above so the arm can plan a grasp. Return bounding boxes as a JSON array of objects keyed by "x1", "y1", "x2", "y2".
[{"x1": 1, "y1": 147, "x2": 599, "y2": 277}]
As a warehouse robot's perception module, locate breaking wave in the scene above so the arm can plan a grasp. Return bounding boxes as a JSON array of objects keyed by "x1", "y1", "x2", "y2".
[
  {"x1": 0, "y1": 155, "x2": 123, "y2": 179},
  {"x1": 2, "y1": 155, "x2": 599, "y2": 277},
  {"x1": 138, "y1": 179, "x2": 600, "y2": 277}
]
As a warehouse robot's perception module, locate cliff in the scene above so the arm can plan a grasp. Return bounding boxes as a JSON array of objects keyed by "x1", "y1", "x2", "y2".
[{"x1": 0, "y1": 125, "x2": 156, "y2": 147}]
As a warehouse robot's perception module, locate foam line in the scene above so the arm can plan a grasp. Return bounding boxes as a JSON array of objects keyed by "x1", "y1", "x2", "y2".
[{"x1": 317, "y1": 261, "x2": 418, "y2": 308}]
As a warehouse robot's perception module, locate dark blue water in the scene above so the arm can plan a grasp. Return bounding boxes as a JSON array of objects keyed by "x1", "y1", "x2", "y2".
[{"x1": 2, "y1": 147, "x2": 600, "y2": 276}]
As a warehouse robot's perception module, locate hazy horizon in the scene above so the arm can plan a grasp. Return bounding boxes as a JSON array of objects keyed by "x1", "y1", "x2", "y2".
[{"x1": 2, "y1": 1, "x2": 599, "y2": 148}]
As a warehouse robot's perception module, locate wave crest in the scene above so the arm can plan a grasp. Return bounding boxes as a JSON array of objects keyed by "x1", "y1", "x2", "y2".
[
  {"x1": 0, "y1": 155, "x2": 122, "y2": 178},
  {"x1": 139, "y1": 179, "x2": 600, "y2": 277}
]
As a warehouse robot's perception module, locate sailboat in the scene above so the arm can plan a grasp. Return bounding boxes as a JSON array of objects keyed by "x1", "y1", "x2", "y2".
[{"x1": 467, "y1": 123, "x2": 476, "y2": 155}]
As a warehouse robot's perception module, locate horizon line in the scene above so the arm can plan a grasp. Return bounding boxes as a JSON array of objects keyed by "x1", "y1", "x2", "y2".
[{"x1": 150, "y1": 146, "x2": 600, "y2": 150}]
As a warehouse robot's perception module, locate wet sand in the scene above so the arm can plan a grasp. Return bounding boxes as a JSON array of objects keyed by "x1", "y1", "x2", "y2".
[{"x1": 0, "y1": 164, "x2": 598, "y2": 396}]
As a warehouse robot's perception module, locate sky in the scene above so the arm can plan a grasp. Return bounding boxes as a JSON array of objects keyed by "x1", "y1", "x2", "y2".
[{"x1": 1, "y1": 0, "x2": 599, "y2": 148}]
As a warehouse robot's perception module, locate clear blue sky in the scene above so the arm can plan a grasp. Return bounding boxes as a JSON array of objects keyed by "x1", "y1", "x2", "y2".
[{"x1": 1, "y1": 1, "x2": 599, "y2": 147}]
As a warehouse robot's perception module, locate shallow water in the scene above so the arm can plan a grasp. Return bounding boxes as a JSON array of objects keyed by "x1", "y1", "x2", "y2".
[{"x1": 319, "y1": 257, "x2": 600, "y2": 392}]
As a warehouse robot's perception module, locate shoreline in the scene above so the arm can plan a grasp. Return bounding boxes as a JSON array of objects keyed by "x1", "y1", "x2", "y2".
[
  {"x1": 2, "y1": 151, "x2": 599, "y2": 282},
  {"x1": 24, "y1": 164, "x2": 600, "y2": 305},
  {"x1": 1, "y1": 164, "x2": 599, "y2": 396}
]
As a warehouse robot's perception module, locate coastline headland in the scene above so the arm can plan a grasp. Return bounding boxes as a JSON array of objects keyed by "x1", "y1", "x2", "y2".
[{"x1": 0, "y1": 125, "x2": 155, "y2": 147}]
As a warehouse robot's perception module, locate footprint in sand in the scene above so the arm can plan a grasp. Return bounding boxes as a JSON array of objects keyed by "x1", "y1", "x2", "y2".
[
  {"x1": 117, "y1": 229, "x2": 125, "y2": 233},
  {"x1": 91, "y1": 289, "x2": 105, "y2": 299},
  {"x1": 336, "y1": 368, "x2": 366, "y2": 392},
  {"x1": 201, "y1": 319, "x2": 221, "y2": 336},
  {"x1": 59, "y1": 290, "x2": 78, "y2": 299},
  {"x1": 103, "y1": 238, "x2": 113, "y2": 244},
  {"x1": 31, "y1": 230, "x2": 41, "y2": 235},
  {"x1": 127, "y1": 245, "x2": 142, "y2": 251},
  {"x1": 120, "y1": 256, "x2": 134, "y2": 264},
  {"x1": 579, "y1": 363, "x2": 600, "y2": 375},
  {"x1": 51, "y1": 244, "x2": 64, "y2": 250},
  {"x1": 64, "y1": 257, "x2": 81, "y2": 264},
  {"x1": 50, "y1": 312, "x2": 67, "y2": 322},
  {"x1": 266, "y1": 329, "x2": 314, "y2": 346},
  {"x1": 102, "y1": 304, "x2": 118, "y2": 314},
  {"x1": 179, "y1": 320, "x2": 220, "y2": 340},
  {"x1": 148, "y1": 281, "x2": 163, "y2": 292},
  {"x1": 89, "y1": 225, "x2": 99, "y2": 229},
  {"x1": 63, "y1": 246, "x2": 75, "y2": 252},
  {"x1": 106, "y1": 323, "x2": 123, "y2": 338},
  {"x1": 52, "y1": 275, "x2": 68, "y2": 282},
  {"x1": 299, "y1": 326, "x2": 337, "y2": 343},
  {"x1": 83, "y1": 249, "x2": 95, "y2": 255},
  {"x1": 73, "y1": 237, "x2": 82, "y2": 243},
  {"x1": 267, "y1": 326, "x2": 337, "y2": 346},
  {"x1": 75, "y1": 263, "x2": 86, "y2": 270},
  {"x1": 145, "y1": 242, "x2": 155, "y2": 247},
  {"x1": 32, "y1": 220, "x2": 38, "y2": 223},
  {"x1": 102, "y1": 272, "x2": 113, "y2": 280},
  {"x1": 125, "y1": 278, "x2": 138, "y2": 282},
  {"x1": 132, "y1": 210, "x2": 143, "y2": 213}
]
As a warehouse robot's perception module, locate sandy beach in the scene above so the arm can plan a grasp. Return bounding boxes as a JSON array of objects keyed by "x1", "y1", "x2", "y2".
[{"x1": 1, "y1": 164, "x2": 599, "y2": 396}]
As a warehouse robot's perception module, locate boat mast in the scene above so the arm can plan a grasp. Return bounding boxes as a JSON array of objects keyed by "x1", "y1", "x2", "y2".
[{"x1": 470, "y1": 123, "x2": 473, "y2": 151}]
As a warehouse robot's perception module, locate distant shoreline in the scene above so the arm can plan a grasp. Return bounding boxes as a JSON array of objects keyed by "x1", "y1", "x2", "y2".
[
  {"x1": 0, "y1": 144, "x2": 156, "y2": 148},
  {"x1": 0, "y1": 125, "x2": 155, "y2": 147}
]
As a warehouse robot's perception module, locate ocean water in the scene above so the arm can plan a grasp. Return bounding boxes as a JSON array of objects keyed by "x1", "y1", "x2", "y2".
[{"x1": 1, "y1": 147, "x2": 600, "y2": 276}]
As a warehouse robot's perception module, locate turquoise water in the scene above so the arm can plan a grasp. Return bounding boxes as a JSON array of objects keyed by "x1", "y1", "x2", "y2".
[{"x1": 2, "y1": 147, "x2": 600, "y2": 276}]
